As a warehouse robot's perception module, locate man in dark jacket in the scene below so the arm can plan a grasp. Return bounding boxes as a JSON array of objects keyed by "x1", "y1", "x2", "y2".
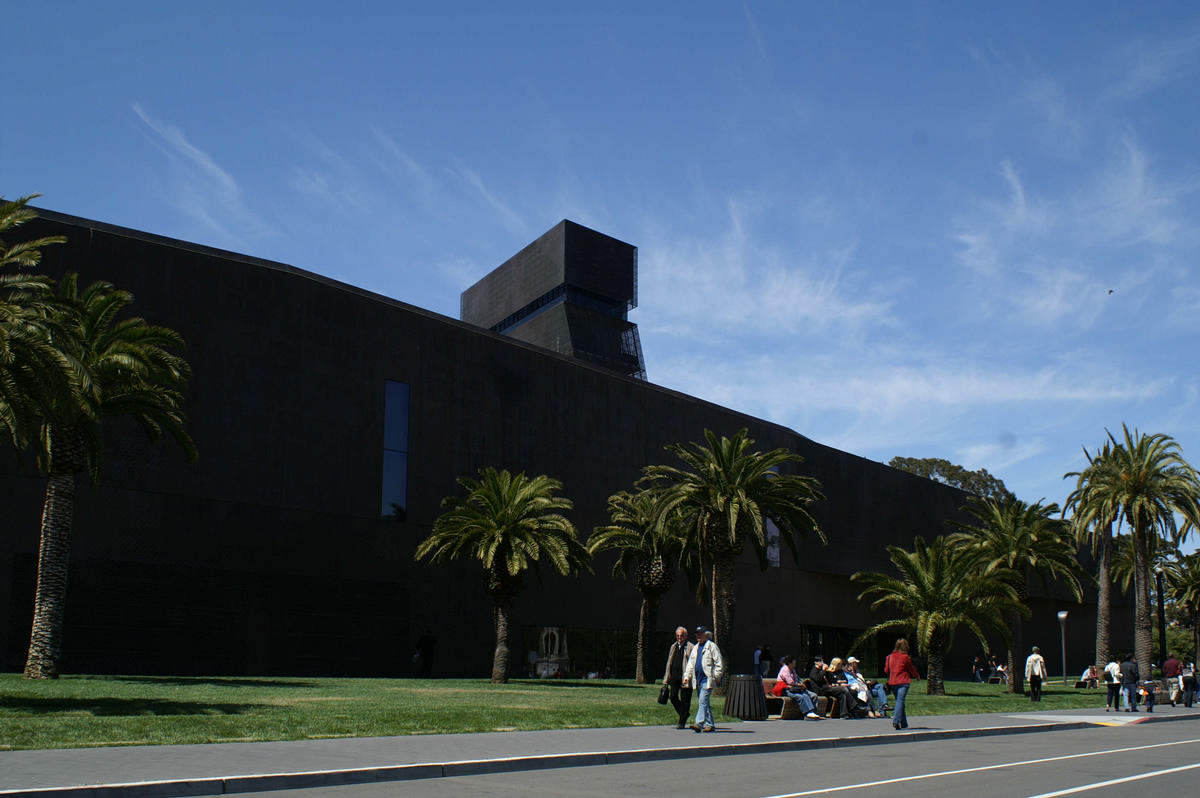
[
  {"x1": 1119, "y1": 653, "x2": 1140, "y2": 712},
  {"x1": 662, "y1": 626, "x2": 694, "y2": 729}
]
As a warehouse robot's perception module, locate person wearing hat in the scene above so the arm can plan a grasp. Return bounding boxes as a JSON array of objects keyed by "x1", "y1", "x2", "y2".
[
  {"x1": 845, "y1": 656, "x2": 888, "y2": 718},
  {"x1": 682, "y1": 626, "x2": 724, "y2": 732}
]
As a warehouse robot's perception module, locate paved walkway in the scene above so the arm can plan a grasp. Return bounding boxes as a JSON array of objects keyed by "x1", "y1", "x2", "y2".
[{"x1": 2, "y1": 705, "x2": 1198, "y2": 798}]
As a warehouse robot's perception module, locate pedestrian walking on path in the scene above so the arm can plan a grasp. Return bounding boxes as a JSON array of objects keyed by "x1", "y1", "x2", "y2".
[
  {"x1": 1025, "y1": 646, "x2": 1047, "y2": 702},
  {"x1": 662, "y1": 626, "x2": 694, "y2": 729},
  {"x1": 885, "y1": 638, "x2": 920, "y2": 730},
  {"x1": 682, "y1": 626, "x2": 724, "y2": 732}
]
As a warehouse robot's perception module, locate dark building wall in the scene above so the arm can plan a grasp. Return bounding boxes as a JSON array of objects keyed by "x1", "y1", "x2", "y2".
[{"x1": 0, "y1": 211, "x2": 1109, "y2": 678}]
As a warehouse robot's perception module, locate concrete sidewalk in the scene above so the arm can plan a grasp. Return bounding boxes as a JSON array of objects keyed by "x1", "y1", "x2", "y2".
[{"x1": 3, "y1": 705, "x2": 1198, "y2": 798}]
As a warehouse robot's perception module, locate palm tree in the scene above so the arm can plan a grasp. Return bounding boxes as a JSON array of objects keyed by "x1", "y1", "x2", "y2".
[
  {"x1": 0, "y1": 278, "x2": 63, "y2": 450},
  {"x1": 415, "y1": 467, "x2": 590, "y2": 683},
  {"x1": 23, "y1": 274, "x2": 196, "y2": 679},
  {"x1": 1167, "y1": 551, "x2": 1200, "y2": 662},
  {"x1": 1, "y1": 195, "x2": 66, "y2": 271},
  {"x1": 949, "y1": 495, "x2": 1082, "y2": 694},
  {"x1": 643, "y1": 428, "x2": 824, "y2": 676},
  {"x1": 1064, "y1": 440, "x2": 1119, "y2": 677},
  {"x1": 0, "y1": 195, "x2": 67, "y2": 450},
  {"x1": 853, "y1": 536, "x2": 1025, "y2": 695},
  {"x1": 587, "y1": 488, "x2": 687, "y2": 684},
  {"x1": 1110, "y1": 533, "x2": 1174, "y2": 596},
  {"x1": 1063, "y1": 425, "x2": 1200, "y2": 680}
]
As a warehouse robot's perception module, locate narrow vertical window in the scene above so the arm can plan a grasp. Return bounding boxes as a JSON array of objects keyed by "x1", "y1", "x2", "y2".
[
  {"x1": 382, "y1": 380, "x2": 410, "y2": 521},
  {"x1": 766, "y1": 518, "x2": 780, "y2": 568}
]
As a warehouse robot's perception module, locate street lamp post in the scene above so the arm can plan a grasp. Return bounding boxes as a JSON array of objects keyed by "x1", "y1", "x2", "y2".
[{"x1": 1057, "y1": 611, "x2": 1069, "y2": 686}]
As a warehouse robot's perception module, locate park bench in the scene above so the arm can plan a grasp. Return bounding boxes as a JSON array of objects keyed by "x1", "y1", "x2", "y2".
[{"x1": 760, "y1": 678, "x2": 839, "y2": 719}]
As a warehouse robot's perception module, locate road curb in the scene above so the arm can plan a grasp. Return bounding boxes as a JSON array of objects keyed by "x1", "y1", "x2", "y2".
[{"x1": 3, "y1": 714, "x2": 1198, "y2": 798}]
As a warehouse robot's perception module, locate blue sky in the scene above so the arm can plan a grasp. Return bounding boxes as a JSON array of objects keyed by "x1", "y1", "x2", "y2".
[{"x1": 6, "y1": 2, "x2": 1200, "y2": 532}]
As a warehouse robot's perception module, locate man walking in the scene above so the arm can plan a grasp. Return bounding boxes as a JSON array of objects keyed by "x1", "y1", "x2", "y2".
[
  {"x1": 662, "y1": 626, "x2": 694, "y2": 729},
  {"x1": 1120, "y1": 653, "x2": 1140, "y2": 711},
  {"x1": 1163, "y1": 652, "x2": 1182, "y2": 706},
  {"x1": 1025, "y1": 646, "x2": 1048, "y2": 701},
  {"x1": 682, "y1": 626, "x2": 724, "y2": 733}
]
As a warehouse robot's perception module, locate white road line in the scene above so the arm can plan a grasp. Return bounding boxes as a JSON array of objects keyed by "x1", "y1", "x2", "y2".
[
  {"x1": 1024, "y1": 761, "x2": 1200, "y2": 797},
  {"x1": 761, "y1": 736, "x2": 1200, "y2": 798}
]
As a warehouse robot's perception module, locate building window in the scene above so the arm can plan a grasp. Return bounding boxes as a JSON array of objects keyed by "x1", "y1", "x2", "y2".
[
  {"x1": 766, "y1": 518, "x2": 780, "y2": 568},
  {"x1": 382, "y1": 380, "x2": 410, "y2": 521}
]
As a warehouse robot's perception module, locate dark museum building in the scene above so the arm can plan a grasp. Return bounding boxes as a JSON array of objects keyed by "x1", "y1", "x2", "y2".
[{"x1": 0, "y1": 210, "x2": 1110, "y2": 678}]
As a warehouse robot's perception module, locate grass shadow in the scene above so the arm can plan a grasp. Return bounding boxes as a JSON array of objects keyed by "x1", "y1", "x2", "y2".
[
  {"x1": 96, "y1": 675, "x2": 319, "y2": 689},
  {"x1": 516, "y1": 679, "x2": 648, "y2": 690},
  {"x1": 0, "y1": 696, "x2": 262, "y2": 717}
]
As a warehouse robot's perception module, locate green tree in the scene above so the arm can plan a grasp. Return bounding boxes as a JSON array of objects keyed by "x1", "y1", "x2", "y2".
[
  {"x1": 1064, "y1": 440, "x2": 1119, "y2": 676},
  {"x1": 1110, "y1": 533, "x2": 1175, "y2": 597},
  {"x1": 853, "y1": 536, "x2": 1025, "y2": 695},
  {"x1": 587, "y1": 489, "x2": 687, "y2": 684},
  {"x1": 24, "y1": 274, "x2": 196, "y2": 678},
  {"x1": 1167, "y1": 551, "x2": 1200, "y2": 662},
  {"x1": 643, "y1": 429, "x2": 824, "y2": 680},
  {"x1": 415, "y1": 468, "x2": 590, "y2": 683},
  {"x1": 0, "y1": 195, "x2": 66, "y2": 271},
  {"x1": 949, "y1": 496, "x2": 1082, "y2": 694},
  {"x1": 888, "y1": 456, "x2": 1014, "y2": 502},
  {"x1": 1062, "y1": 425, "x2": 1200, "y2": 680},
  {"x1": 0, "y1": 195, "x2": 67, "y2": 450}
]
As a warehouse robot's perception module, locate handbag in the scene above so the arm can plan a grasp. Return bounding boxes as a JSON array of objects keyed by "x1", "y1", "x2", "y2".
[{"x1": 657, "y1": 684, "x2": 671, "y2": 704}]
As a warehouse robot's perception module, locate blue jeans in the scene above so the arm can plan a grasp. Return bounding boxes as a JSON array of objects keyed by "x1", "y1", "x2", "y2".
[
  {"x1": 695, "y1": 676, "x2": 715, "y2": 728},
  {"x1": 784, "y1": 688, "x2": 816, "y2": 715},
  {"x1": 1122, "y1": 684, "x2": 1138, "y2": 710},
  {"x1": 892, "y1": 683, "x2": 910, "y2": 728},
  {"x1": 870, "y1": 683, "x2": 888, "y2": 713}
]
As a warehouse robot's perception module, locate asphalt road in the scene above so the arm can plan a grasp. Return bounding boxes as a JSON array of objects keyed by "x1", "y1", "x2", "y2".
[{"x1": 230, "y1": 722, "x2": 1200, "y2": 798}]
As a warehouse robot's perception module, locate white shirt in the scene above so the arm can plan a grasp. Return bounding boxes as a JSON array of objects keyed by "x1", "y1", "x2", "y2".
[{"x1": 1105, "y1": 661, "x2": 1121, "y2": 683}]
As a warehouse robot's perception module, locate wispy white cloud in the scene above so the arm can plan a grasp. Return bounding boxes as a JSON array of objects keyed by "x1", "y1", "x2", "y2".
[
  {"x1": 131, "y1": 103, "x2": 272, "y2": 246},
  {"x1": 949, "y1": 132, "x2": 1200, "y2": 334},
  {"x1": 447, "y1": 161, "x2": 528, "y2": 237},
  {"x1": 639, "y1": 200, "x2": 895, "y2": 349},
  {"x1": 646, "y1": 340, "x2": 1174, "y2": 479},
  {"x1": 1071, "y1": 133, "x2": 1196, "y2": 248},
  {"x1": 741, "y1": 1, "x2": 770, "y2": 63},
  {"x1": 1018, "y1": 75, "x2": 1088, "y2": 153},
  {"x1": 1104, "y1": 23, "x2": 1200, "y2": 104}
]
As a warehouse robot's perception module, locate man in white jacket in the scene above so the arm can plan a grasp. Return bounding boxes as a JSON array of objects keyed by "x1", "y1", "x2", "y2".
[{"x1": 682, "y1": 625, "x2": 724, "y2": 732}]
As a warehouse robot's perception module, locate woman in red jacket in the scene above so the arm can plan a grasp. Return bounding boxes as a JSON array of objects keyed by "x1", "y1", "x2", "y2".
[{"x1": 884, "y1": 638, "x2": 920, "y2": 730}]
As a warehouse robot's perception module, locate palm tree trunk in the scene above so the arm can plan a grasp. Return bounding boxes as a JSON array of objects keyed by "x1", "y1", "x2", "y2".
[
  {"x1": 491, "y1": 593, "x2": 514, "y2": 683},
  {"x1": 711, "y1": 554, "x2": 736, "y2": 695},
  {"x1": 24, "y1": 426, "x2": 85, "y2": 679},
  {"x1": 1132, "y1": 520, "x2": 1153, "y2": 679},
  {"x1": 1007, "y1": 608, "x2": 1025, "y2": 695},
  {"x1": 635, "y1": 592, "x2": 660, "y2": 684},
  {"x1": 1191, "y1": 604, "x2": 1199, "y2": 668},
  {"x1": 927, "y1": 631, "x2": 946, "y2": 695},
  {"x1": 1093, "y1": 523, "x2": 1112, "y2": 672}
]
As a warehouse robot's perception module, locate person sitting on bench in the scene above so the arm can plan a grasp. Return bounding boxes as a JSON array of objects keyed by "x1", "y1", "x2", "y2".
[
  {"x1": 809, "y1": 656, "x2": 857, "y2": 719},
  {"x1": 846, "y1": 656, "x2": 888, "y2": 718},
  {"x1": 773, "y1": 655, "x2": 820, "y2": 719}
]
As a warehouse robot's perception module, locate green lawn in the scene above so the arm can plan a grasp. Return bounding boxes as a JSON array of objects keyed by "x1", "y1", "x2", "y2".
[{"x1": 0, "y1": 674, "x2": 1109, "y2": 751}]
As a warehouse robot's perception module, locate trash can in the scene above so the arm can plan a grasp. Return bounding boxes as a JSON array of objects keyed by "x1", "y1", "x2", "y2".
[{"x1": 723, "y1": 673, "x2": 768, "y2": 720}]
